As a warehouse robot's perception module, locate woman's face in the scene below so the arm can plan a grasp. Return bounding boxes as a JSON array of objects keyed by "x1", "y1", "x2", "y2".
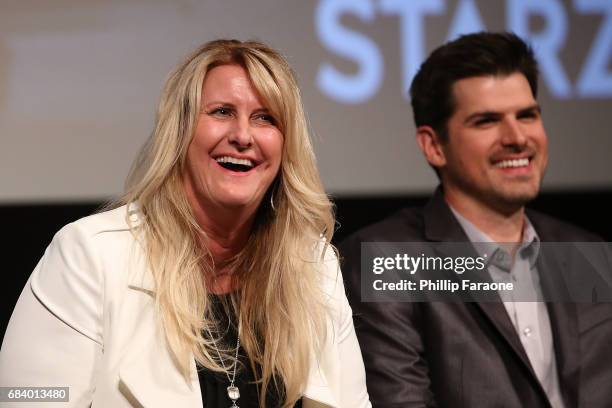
[{"x1": 183, "y1": 64, "x2": 283, "y2": 216}]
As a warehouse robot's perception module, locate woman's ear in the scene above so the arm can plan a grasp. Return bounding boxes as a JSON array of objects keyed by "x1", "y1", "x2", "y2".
[{"x1": 416, "y1": 126, "x2": 447, "y2": 168}]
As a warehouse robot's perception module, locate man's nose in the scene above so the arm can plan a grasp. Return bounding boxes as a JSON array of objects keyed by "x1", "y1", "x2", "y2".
[{"x1": 500, "y1": 118, "x2": 528, "y2": 148}]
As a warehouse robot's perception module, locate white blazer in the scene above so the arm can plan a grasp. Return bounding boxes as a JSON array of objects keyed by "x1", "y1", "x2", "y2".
[{"x1": 0, "y1": 206, "x2": 371, "y2": 407}]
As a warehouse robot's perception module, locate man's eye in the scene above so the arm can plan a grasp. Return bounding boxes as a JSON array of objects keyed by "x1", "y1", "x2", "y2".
[
  {"x1": 518, "y1": 112, "x2": 538, "y2": 121},
  {"x1": 475, "y1": 118, "x2": 496, "y2": 126}
]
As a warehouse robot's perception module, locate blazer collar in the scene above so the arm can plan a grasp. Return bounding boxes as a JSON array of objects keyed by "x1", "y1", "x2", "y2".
[
  {"x1": 423, "y1": 186, "x2": 468, "y2": 243},
  {"x1": 536, "y1": 247, "x2": 579, "y2": 407},
  {"x1": 423, "y1": 185, "x2": 549, "y2": 396},
  {"x1": 120, "y1": 215, "x2": 337, "y2": 407},
  {"x1": 119, "y1": 210, "x2": 201, "y2": 407},
  {"x1": 118, "y1": 316, "x2": 202, "y2": 408},
  {"x1": 523, "y1": 209, "x2": 580, "y2": 406},
  {"x1": 126, "y1": 253, "x2": 156, "y2": 295},
  {"x1": 117, "y1": 292, "x2": 338, "y2": 408},
  {"x1": 123, "y1": 203, "x2": 156, "y2": 294}
]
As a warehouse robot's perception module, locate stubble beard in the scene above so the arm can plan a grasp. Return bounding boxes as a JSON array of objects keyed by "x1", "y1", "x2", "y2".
[{"x1": 487, "y1": 173, "x2": 543, "y2": 213}]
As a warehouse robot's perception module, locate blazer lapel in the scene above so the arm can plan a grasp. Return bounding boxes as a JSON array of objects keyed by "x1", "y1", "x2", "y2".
[
  {"x1": 119, "y1": 206, "x2": 335, "y2": 407},
  {"x1": 536, "y1": 242, "x2": 579, "y2": 407},
  {"x1": 118, "y1": 326, "x2": 202, "y2": 408},
  {"x1": 119, "y1": 260, "x2": 202, "y2": 408},
  {"x1": 423, "y1": 188, "x2": 540, "y2": 385}
]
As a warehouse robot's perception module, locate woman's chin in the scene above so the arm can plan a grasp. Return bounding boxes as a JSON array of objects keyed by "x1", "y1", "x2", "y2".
[{"x1": 213, "y1": 194, "x2": 262, "y2": 212}]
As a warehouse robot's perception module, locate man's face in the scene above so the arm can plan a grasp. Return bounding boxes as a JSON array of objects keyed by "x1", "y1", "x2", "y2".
[{"x1": 439, "y1": 73, "x2": 548, "y2": 213}]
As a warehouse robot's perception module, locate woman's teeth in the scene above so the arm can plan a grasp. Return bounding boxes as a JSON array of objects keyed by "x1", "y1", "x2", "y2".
[
  {"x1": 215, "y1": 156, "x2": 254, "y2": 172},
  {"x1": 215, "y1": 156, "x2": 254, "y2": 167}
]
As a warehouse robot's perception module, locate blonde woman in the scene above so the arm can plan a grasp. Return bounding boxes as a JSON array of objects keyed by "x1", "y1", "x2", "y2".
[{"x1": 0, "y1": 39, "x2": 371, "y2": 408}]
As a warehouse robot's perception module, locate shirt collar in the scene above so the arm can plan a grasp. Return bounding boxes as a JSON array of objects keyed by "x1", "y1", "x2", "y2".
[{"x1": 449, "y1": 206, "x2": 540, "y2": 270}]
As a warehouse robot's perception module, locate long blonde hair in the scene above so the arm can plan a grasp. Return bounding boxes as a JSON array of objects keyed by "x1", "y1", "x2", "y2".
[{"x1": 119, "y1": 39, "x2": 335, "y2": 406}]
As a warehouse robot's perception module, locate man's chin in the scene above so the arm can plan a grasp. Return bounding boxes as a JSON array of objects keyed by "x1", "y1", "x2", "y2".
[{"x1": 491, "y1": 187, "x2": 540, "y2": 211}]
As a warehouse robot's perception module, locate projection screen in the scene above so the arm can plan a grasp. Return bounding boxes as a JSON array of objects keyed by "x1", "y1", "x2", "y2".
[{"x1": 1, "y1": 0, "x2": 611, "y2": 202}]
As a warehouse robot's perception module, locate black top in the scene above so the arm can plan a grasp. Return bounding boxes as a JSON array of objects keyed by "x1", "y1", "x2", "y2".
[{"x1": 197, "y1": 295, "x2": 302, "y2": 408}]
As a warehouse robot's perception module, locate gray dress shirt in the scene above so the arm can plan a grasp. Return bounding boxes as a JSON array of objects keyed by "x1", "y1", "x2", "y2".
[{"x1": 450, "y1": 207, "x2": 565, "y2": 408}]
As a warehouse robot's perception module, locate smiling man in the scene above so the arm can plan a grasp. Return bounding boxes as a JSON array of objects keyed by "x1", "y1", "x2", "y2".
[
  {"x1": 340, "y1": 32, "x2": 612, "y2": 407},
  {"x1": 420, "y1": 70, "x2": 547, "y2": 242}
]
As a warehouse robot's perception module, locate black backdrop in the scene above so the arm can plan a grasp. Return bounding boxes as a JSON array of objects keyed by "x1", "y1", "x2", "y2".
[{"x1": 2, "y1": 189, "x2": 612, "y2": 344}]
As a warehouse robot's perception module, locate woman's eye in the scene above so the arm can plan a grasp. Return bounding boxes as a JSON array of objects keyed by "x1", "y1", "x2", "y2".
[
  {"x1": 255, "y1": 114, "x2": 276, "y2": 125},
  {"x1": 209, "y1": 107, "x2": 231, "y2": 116}
]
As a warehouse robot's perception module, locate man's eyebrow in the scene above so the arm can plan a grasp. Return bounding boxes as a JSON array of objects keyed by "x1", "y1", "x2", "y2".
[
  {"x1": 517, "y1": 104, "x2": 542, "y2": 115},
  {"x1": 463, "y1": 104, "x2": 542, "y2": 124},
  {"x1": 463, "y1": 111, "x2": 501, "y2": 124}
]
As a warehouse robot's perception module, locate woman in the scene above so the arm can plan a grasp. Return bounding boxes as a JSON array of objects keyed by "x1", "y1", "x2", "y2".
[{"x1": 0, "y1": 39, "x2": 371, "y2": 407}]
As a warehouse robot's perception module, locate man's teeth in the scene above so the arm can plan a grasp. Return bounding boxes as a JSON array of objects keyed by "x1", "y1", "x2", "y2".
[
  {"x1": 215, "y1": 156, "x2": 254, "y2": 167},
  {"x1": 495, "y1": 158, "x2": 529, "y2": 168}
]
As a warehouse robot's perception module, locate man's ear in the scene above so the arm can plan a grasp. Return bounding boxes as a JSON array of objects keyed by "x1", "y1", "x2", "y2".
[{"x1": 416, "y1": 126, "x2": 446, "y2": 168}]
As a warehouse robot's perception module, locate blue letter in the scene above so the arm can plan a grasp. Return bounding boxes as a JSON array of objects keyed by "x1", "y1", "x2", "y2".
[
  {"x1": 447, "y1": 0, "x2": 487, "y2": 41},
  {"x1": 380, "y1": 0, "x2": 444, "y2": 97},
  {"x1": 316, "y1": 0, "x2": 383, "y2": 104},
  {"x1": 507, "y1": 0, "x2": 572, "y2": 98},
  {"x1": 575, "y1": 0, "x2": 612, "y2": 98}
]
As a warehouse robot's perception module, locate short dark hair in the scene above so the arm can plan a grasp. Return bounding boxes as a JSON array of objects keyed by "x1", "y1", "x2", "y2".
[{"x1": 410, "y1": 31, "x2": 539, "y2": 140}]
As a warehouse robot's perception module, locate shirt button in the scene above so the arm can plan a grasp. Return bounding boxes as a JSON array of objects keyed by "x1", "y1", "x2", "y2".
[{"x1": 523, "y1": 327, "x2": 532, "y2": 337}]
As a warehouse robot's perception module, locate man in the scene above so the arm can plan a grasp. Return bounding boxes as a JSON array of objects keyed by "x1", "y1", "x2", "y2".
[{"x1": 340, "y1": 32, "x2": 612, "y2": 408}]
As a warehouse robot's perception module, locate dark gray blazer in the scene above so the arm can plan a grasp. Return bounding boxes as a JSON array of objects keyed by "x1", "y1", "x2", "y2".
[{"x1": 340, "y1": 188, "x2": 612, "y2": 408}]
